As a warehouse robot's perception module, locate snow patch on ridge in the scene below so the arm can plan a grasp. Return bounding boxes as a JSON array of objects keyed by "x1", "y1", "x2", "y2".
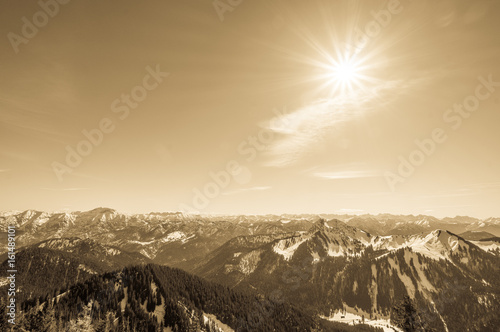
[
  {"x1": 372, "y1": 230, "x2": 471, "y2": 262},
  {"x1": 273, "y1": 236, "x2": 309, "y2": 261},
  {"x1": 322, "y1": 310, "x2": 402, "y2": 332}
]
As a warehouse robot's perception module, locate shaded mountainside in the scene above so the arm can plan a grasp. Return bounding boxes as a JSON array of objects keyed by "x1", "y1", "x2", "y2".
[
  {"x1": 0, "y1": 238, "x2": 151, "y2": 304},
  {"x1": 459, "y1": 231, "x2": 500, "y2": 256},
  {"x1": 0, "y1": 264, "x2": 383, "y2": 332},
  {"x1": 459, "y1": 231, "x2": 498, "y2": 241},
  {"x1": 31, "y1": 237, "x2": 151, "y2": 268},
  {"x1": 195, "y1": 220, "x2": 500, "y2": 332}
]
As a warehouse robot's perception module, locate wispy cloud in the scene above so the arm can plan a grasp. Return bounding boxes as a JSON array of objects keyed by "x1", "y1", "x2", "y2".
[
  {"x1": 0, "y1": 169, "x2": 10, "y2": 172},
  {"x1": 263, "y1": 77, "x2": 424, "y2": 168},
  {"x1": 223, "y1": 186, "x2": 271, "y2": 196},
  {"x1": 263, "y1": 98, "x2": 361, "y2": 168},
  {"x1": 312, "y1": 170, "x2": 381, "y2": 180},
  {"x1": 306, "y1": 162, "x2": 382, "y2": 180}
]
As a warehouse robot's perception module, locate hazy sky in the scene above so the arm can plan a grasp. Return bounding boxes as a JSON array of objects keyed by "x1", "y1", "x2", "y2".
[{"x1": 1, "y1": 0, "x2": 499, "y2": 218}]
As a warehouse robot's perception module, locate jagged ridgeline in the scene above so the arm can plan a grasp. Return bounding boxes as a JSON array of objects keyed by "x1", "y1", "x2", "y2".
[{"x1": 0, "y1": 264, "x2": 384, "y2": 332}]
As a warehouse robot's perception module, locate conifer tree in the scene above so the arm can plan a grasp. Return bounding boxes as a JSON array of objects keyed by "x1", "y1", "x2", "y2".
[{"x1": 391, "y1": 296, "x2": 435, "y2": 332}]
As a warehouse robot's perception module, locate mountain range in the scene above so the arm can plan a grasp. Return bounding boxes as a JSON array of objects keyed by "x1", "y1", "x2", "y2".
[
  {"x1": 1, "y1": 208, "x2": 500, "y2": 331},
  {"x1": 1, "y1": 208, "x2": 499, "y2": 266}
]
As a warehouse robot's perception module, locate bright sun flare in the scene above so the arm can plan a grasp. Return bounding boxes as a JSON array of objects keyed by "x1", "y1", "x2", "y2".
[
  {"x1": 312, "y1": 53, "x2": 370, "y2": 97},
  {"x1": 331, "y1": 60, "x2": 358, "y2": 83},
  {"x1": 327, "y1": 56, "x2": 363, "y2": 91}
]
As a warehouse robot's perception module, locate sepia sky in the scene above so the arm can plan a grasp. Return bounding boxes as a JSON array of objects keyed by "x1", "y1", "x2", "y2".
[{"x1": 1, "y1": 0, "x2": 500, "y2": 218}]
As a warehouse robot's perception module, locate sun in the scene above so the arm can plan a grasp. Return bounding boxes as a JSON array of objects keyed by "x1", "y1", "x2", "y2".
[
  {"x1": 331, "y1": 59, "x2": 358, "y2": 83},
  {"x1": 326, "y1": 55, "x2": 363, "y2": 92},
  {"x1": 305, "y1": 51, "x2": 369, "y2": 98}
]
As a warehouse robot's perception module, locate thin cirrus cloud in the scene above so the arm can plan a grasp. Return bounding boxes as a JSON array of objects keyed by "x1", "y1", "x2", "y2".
[
  {"x1": 222, "y1": 186, "x2": 271, "y2": 196},
  {"x1": 312, "y1": 169, "x2": 382, "y2": 180},
  {"x1": 262, "y1": 77, "x2": 422, "y2": 168},
  {"x1": 263, "y1": 98, "x2": 361, "y2": 168},
  {"x1": 304, "y1": 161, "x2": 382, "y2": 180}
]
